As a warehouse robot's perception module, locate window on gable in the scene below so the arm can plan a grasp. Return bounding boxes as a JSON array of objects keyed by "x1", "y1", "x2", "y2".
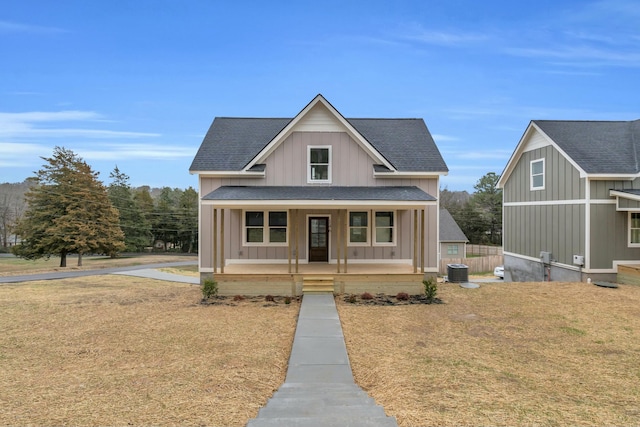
[
  {"x1": 349, "y1": 211, "x2": 369, "y2": 245},
  {"x1": 530, "y1": 159, "x2": 545, "y2": 190},
  {"x1": 308, "y1": 146, "x2": 331, "y2": 183},
  {"x1": 245, "y1": 211, "x2": 288, "y2": 245},
  {"x1": 374, "y1": 211, "x2": 395, "y2": 245},
  {"x1": 629, "y1": 212, "x2": 640, "y2": 246},
  {"x1": 447, "y1": 245, "x2": 459, "y2": 255}
]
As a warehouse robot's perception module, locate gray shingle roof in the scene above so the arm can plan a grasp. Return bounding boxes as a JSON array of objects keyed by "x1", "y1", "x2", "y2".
[
  {"x1": 534, "y1": 119, "x2": 640, "y2": 174},
  {"x1": 439, "y1": 208, "x2": 468, "y2": 242},
  {"x1": 190, "y1": 117, "x2": 448, "y2": 173},
  {"x1": 203, "y1": 186, "x2": 436, "y2": 201}
]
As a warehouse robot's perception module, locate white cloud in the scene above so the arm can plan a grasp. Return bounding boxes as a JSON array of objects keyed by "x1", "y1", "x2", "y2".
[
  {"x1": 78, "y1": 144, "x2": 194, "y2": 161},
  {"x1": 0, "y1": 20, "x2": 67, "y2": 34},
  {"x1": 0, "y1": 142, "x2": 49, "y2": 167},
  {"x1": 0, "y1": 110, "x2": 160, "y2": 139}
]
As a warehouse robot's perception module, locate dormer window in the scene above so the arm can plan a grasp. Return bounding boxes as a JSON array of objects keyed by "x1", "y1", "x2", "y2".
[{"x1": 308, "y1": 146, "x2": 331, "y2": 183}]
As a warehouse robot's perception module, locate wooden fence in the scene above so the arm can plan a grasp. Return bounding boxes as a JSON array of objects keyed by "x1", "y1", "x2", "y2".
[
  {"x1": 439, "y1": 255, "x2": 504, "y2": 275},
  {"x1": 466, "y1": 244, "x2": 503, "y2": 256}
]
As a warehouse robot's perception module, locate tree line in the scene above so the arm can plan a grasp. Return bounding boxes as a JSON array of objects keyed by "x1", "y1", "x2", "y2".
[
  {"x1": 1, "y1": 147, "x2": 198, "y2": 266},
  {"x1": 441, "y1": 172, "x2": 503, "y2": 246}
]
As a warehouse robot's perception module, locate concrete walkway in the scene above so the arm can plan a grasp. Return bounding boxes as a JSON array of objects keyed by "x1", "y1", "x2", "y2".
[{"x1": 246, "y1": 294, "x2": 398, "y2": 427}]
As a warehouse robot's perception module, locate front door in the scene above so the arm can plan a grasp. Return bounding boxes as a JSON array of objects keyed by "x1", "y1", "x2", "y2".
[{"x1": 309, "y1": 217, "x2": 329, "y2": 262}]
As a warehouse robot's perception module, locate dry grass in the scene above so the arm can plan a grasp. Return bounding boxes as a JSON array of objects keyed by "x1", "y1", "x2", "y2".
[
  {"x1": 338, "y1": 281, "x2": 640, "y2": 426},
  {"x1": 0, "y1": 276, "x2": 299, "y2": 426},
  {"x1": 0, "y1": 254, "x2": 196, "y2": 276}
]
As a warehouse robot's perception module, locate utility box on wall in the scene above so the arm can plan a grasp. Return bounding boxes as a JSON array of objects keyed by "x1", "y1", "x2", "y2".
[
  {"x1": 573, "y1": 255, "x2": 585, "y2": 266},
  {"x1": 540, "y1": 251, "x2": 552, "y2": 264}
]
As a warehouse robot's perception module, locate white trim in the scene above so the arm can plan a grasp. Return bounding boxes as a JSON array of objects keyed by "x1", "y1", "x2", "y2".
[
  {"x1": 242, "y1": 210, "x2": 289, "y2": 247},
  {"x1": 628, "y1": 212, "x2": 640, "y2": 247},
  {"x1": 307, "y1": 145, "x2": 332, "y2": 184},
  {"x1": 246, "y1": 94, "x2": 395, "y2": 171},
  {"x1": 504, "y1": 199, "x2": 587, "y2": 207},
  {"x1": 585, "y1": 178, "x2": 591, "y2": 270},
  {"x1": 373, "y1": 210, "x2": 397, "y2": 246},
  {"x1": 347, "y1": 210, "x2": 370, "y2": 246},
  {"x1": 530, "y1": 158, "x2": 545, "y2": 191},
  {"x1": 373, "y1": 171, "x2": 448, "y2": 178},
  {"x1": 200, "y1": 267, "x2": 214, "y2": 273},
  {"x1": 190, "y1": 170, "x2": 265, "y2": 178},
  {"x1": 202, "y1": 199, "x2": 437, "y2": 209}
]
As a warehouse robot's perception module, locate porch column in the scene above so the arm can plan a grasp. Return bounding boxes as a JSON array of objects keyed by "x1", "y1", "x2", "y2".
[
  {"x1": 213, "y1": 208, "x2": 217, "y2": 275},
  {"x1": 343, "y1": 208, "x2": 348, "y2": 273},
  {"x1": 420, "y1": 207, "x2": 425, "y2": 273},
  {"x1": 288, "y1": 208, "x2": 292, "y2": 274},
  {"x1": 413, "y1": 209, "x2": 418, "y2": 273},
  {"x1": 294, "y1": 209, "x2": 299, "y2": 273},
  {"x1": 336, "y1": 210, "x2": 341, "y2": 273},
  {"x1": 220, "y1": 208, "x2": 225, "y2": 273}
]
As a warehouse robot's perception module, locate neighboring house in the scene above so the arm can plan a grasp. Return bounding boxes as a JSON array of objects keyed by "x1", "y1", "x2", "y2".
[
  {"x1": 439, "y1": 208, "x2": 468, "y2": 259},
  {"x1": 498, "y1": 119, "x2": 640, "y2": 282},
  {"x1": 189, "y1": 94, "x2": 449, "y2": 295}
]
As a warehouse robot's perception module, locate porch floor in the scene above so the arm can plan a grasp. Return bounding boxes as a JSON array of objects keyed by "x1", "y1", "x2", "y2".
[{"x1": 214, "y1": 262, "x2": 420, "y2": 275}]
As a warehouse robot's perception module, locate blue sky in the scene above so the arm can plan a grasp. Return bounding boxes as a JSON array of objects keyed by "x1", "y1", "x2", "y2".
[{"x1": 1, "y1": 0, "x2": 638, "y2": 192}]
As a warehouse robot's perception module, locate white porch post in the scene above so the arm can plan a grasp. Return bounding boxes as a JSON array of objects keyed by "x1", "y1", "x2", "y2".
[
  {"x1": 413, "y1": 209, "x2": 418, "y2": 273},
  {"x1": 294, "y1": 209, "x2": 299, "y2": 273},
  {"x1": 220, "y1": 208, "x2": 225, "y2": 274},
  {"x1": 343, "y1": 208, "x2": 348, "y2": 273},
  {"x1": 336, "y1": 210, "x2": 341, "y2": 273},
  {"x1": 213, "y1": 208, "x2": 217, "y2": 275},
  {"x1": 420, "y1": 207, "x2": 425, "y2": 273},
  {"x1": 288, "y1": 208, "x2": 292, "y2": 274}
]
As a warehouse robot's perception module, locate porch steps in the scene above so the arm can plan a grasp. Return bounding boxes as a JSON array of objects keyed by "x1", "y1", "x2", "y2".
[{"x1": 302, "y1": 276, "x2": 335, "y2": 294}]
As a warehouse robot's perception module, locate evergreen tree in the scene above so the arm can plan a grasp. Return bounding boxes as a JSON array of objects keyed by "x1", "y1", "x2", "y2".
[
  {"x1": 152, "y1": 187, "x2": 180, "y2": 251},
  {"x1": 12, "y1": 147, "x2": 125, "y2": 267},
  {"x1": 178, "y1": 187, "x2": 198, "y2": 253},
  {"x1": 108, "y1": 167, "x2": 152, "y2": 252},
  {"x1": 472, "y1": 172, "x2": 503, "y2": 245}
]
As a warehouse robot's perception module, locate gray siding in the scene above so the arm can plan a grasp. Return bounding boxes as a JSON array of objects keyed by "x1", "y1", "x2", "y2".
[
  {"x1": 503, "y1": 145, "x2": 585, "y2": 203},
  {"x1": 504, "y1": 204, "x2": 584, "y2": 266},
  {"x1": 589, "y1": 202, "x2": 640, "y2": 269},
  {"x1": 591, "y1": 178, "x2": 640, "y2": 199}
]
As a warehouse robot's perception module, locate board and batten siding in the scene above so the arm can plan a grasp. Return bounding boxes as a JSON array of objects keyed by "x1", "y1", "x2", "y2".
[
  {"x1": 503, "y1": 140, "x2": 586, "y2": 266},
  {"x1": 590, "y1": 178, "x2": 640, "y2": 199},
  {"x1": 504, "y1": 204, "x2": 584, "y2": 266},
  {"x1": 503, "y1": 144, "x2": 585, "y2": 203}
]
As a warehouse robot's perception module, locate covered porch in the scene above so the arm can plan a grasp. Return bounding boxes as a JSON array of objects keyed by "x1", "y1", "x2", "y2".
[{"x1": 200, "y1": 185, "x2": 438, "y2": 295}]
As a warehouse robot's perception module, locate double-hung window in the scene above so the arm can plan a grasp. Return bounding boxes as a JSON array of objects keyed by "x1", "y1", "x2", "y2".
[
  {"x1": 374, "y1": 211, "x2": 395, "y2": 245},
  {"x1": 349, "y1": 211, "x2": 369, "y2": 245},
  {"x1": 447, "y1": 244, "x2": 459, "y2": 255},
  {"x1": 629, "y1": 212, "x2": 640, "y2": 247},
  {"x1": 244, "y1": 211, "x2": 288, "y2": 245},
  {"x1": 530, "y1": 158, "x2": 545, "y2": 190},
  {"x1": 308, "y1": 146, "x2": 331, "y2": 183}
]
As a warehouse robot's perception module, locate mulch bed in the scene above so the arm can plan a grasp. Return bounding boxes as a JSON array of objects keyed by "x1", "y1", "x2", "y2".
[
  {"x1": 201, "y1": 295, "x2": 302, "y2": 306},
  {"x1": 342, "y1": 292, "x2": 443, "y2": 305}
]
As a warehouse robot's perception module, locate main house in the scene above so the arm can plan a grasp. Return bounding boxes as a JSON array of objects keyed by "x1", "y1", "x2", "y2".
[
  {"x1": 189, "y1": 94, "x2": 448, "y2": 295},
  {"x1": 498, "y1": 119, "x2": 640, "y2": 283}
]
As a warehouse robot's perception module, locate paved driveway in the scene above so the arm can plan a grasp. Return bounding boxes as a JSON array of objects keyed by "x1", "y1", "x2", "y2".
[{"x1": 0, "y1": 261, "x2": 198, "y2": 284}]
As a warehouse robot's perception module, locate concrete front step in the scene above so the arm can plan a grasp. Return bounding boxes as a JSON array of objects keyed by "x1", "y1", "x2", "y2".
[{"x1": 246, "y1": 415, "x2": 398, "y2": 427}]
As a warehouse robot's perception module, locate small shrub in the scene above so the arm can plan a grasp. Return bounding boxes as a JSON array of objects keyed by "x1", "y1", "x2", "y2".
[
  {"x1": 423, "y1": 278, "x2": 437, "y2": 302},
  {"x1": 396, "y1": 292, "x2": 409, "y2": 301},
  {"x1": 347, "y1": 294, "x2": 357, "y2": 304},
  {"x1": 233, "y1": 295, "x2": 245, "y2": 301},
  {"x1": 361, "y1": 292, "x2": 374, "y2": 300},
  {"x1": 284, "y1": 296, "x2": 292, "y2": 304},
  {"x1": 201, "y1": 279, "x2": 218, "y2": 300},
  {"x1": 265, "y1": 294, "x2": 275, "y2": 302}
]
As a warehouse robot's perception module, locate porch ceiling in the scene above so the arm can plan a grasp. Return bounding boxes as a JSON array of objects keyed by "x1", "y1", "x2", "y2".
[{"x1": 201, "y1": 185, "x2": 436, "y2": 209}]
